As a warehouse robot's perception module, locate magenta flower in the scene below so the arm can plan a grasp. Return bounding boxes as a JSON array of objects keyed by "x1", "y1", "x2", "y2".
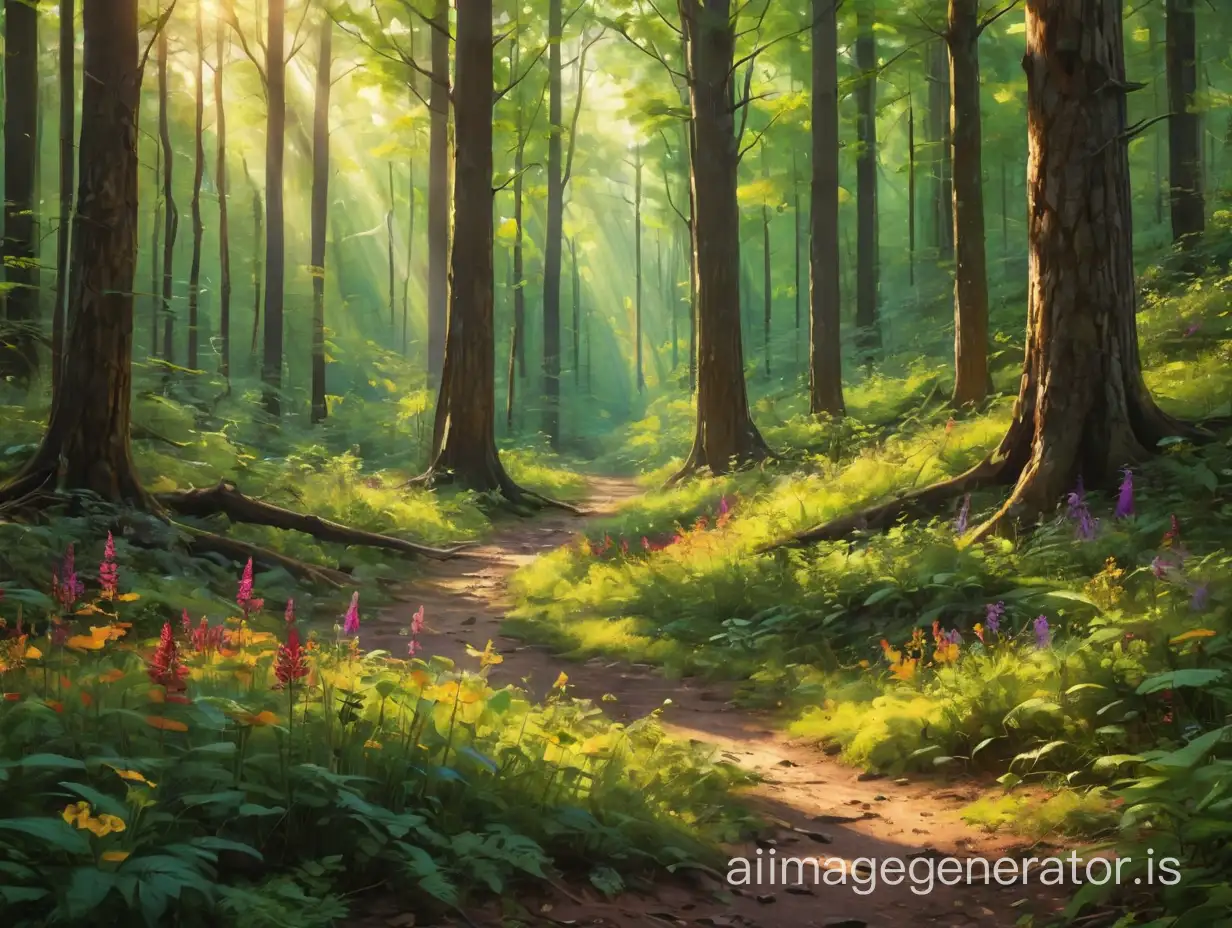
[
  {"x1": 343, "y1": 592, "x2": 360, "y2": 636},
  {"x1": 1114, "y1": 468, "x2": 1134, "y2": 519},
  {"x1": 284, "y1": 598, "x2": 296, "y2": 624},
  {"x1": 52, "y1": 544, "x2": 85, "y2": 611},
  {"x1": 180, "y1": 608, "x2": 192, "y2": 636},
  {"x1": 410, "y1": 605, "x2": 424, "y2": 636},
  {"x1": 99, "y1": 533, "x2": 119, "y2": 600},
  {"x1": 236, "y1": 558, "x2": 264, "y2": 619},
  {"x1": 719, "y1": 496, "x2": 730, "y2": 516}
]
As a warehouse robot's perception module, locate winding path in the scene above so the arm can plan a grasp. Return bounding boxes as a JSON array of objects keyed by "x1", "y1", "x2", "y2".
[{"x1": 359, "y1": 478, "x2": 1071, "y2": 928}]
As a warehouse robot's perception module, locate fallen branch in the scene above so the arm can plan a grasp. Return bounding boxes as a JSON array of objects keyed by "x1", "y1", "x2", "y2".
[
  {"x1": 176, "y1": 523, "x2": 349, "y2": 587},
  {"x1": 158, "y1": 481, "x2": 473, "y2": 560}
]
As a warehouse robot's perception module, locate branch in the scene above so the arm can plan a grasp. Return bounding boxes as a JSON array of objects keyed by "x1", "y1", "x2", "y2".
[
  {"x1": 1091, "y1": 113, "x2": 1173, "y2": 157},
  {"x1": 287, "y1": 0, "x2": 313, "y2": 61},
  {"x1": 222, "y1": 1, "x2": 268, "y2": 89},
  {"x1": 495, "y1": 163, "x2": 541, "y2": 193},
  {"x1": 139, "y1": 0, "x2": 181, "y2": 85},
  {"x1": 644, "y1": 0, "x2": 681, "y2": 35},
  {"x1": 605, "y1": 17, "x2": 687, "y2": 80},
  {"x1": 738, "y1": 111, "x2": 783, "y2": 162},
  {"x1": 562, "y1": 27, "x2": 606, "y2": 190},
  {"x1": 976, "y1": 0, "x2": 1023, "y2": 35},
  {"x1": 735, "y1": 59, "x2": 756, "y2": 147}
]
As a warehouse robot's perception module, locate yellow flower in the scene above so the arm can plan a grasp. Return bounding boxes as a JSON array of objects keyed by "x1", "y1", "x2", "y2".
[
  {"x1": 23, "y1": 644, "x2": 42, "y2": 661},
  {"x1": 101, "y1": 850, "x2": 130, "y2": 863},
  {"x1": 1170, "y1": 629, "x2": 1217, "y2": 645},
  {"x1": 233, "y1": 710, "x2": 279, "y2": 728},
  {"x1": 62, "y1": 801, "x2": 91, "y2": 828},
  {"x1": 108, "y1": 767, "x2": 157, "y2": 789},
  {"x1": 889, "y1": 658, "x2": 918, "y2": 682},
  {"x1": 88, "y1": 814, "x2": 127, "y2": 837},
  {"x1": 465, "y1": 639, "x2": 503, "y2": 668},
  {"x1": 553, "y1": 671, "x2": 569, "y2": 689},
  {"x1": 145, "y1": 715, "x2": 189, "y2": 732},
  {"x1": 857, "y1": 659, "x2": 870, "y2": 669},
  {"x1": 934, "y1": 642, "x2": 960, "y2": 664},
  {"x1": 364, "y1": 739, "x2": 383, "y2": 750}
]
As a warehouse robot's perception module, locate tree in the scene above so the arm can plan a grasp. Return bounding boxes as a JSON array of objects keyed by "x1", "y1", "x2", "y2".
[
  {"x1": 426, "y1": 0, "x2": 450, "y2": 387},
  {"x1": 187, "y1": 0, "x2": 207, "y2": 373},
  {"x1": 542, "y1": 0, "x2": 565, "y2": 447},
  {"x1": 854, "y1": 2, "x2": 880, "y2": 359},
  {"x1": 262, "y1": 0, "x2": 287, "y2": 416},
  {"x1": 2, "y1": 0, "x2": 41, "y2": 385},
  {"x1": 928, "y1": 37, "x2": 954, "y2": 261},
  {"x1": 671, "y1": 0, "x2": 771, "y2": 480},
  {"x1": 52, "y1": 0, "x2": 75, "y2": 396},
  {"x1": 947, "y1": 0, "x2": 990, "y2": 407},
  {"x1": 158, "y1": 25, "x2": 178, "y2": 364},
  {"x1": 777, "y1": 0, "x2": 1195, "y2": 548},
  {"x1": 310, "y1": 16, "x2": 333, "y2": 424},
  {"x1": 216, "y1": 18, "x2": 232, "y2": 386},
  {"x1": 632, "y1": 141, "x2": 645, "y2": 393},
  {"x1": 1166, "y1": 0, "x2": 1204, "y2": 244}
]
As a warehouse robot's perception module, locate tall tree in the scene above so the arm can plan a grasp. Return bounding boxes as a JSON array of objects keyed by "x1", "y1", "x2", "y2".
[
  {"x1": 632, "y1": 140, "x2": 645, "y2": 393},
  {"x1": 1166, "y1": 0, "x2": 1204, "y2": 244},
  {"x1": 216, "y1": 19, "x2": 232, "y2": 386},
  {"x1": 0, "y1": 0, "x2": 149, "y2": 504},
  {"x1": 310, "y1": 16, "x2": 332, "y2": 424},
  {"x1": 542, "y1": 0, "x2": 565, "y2": 446},
  {"x1": 947, "y1": 0, "x2": 990, "y2": 406},
  {"x1": 426, "y1": 0, "x2": 450, "y2": 386},
  {"x1": 187, "y1": 0, "x2": 206, "y2": 373},
  {"x1": 928, "y1": 38, "x2": 954, "y2": 261},
  {"x1": 150, "y1": 142, "x2": 162, "y2": 356},
  {"x1": 2, "y1": 0, "x2": 41, "y2": 385},
  {"x1": 760, "y1": 145, "x2": 772, "y2": 377},
  {"x1": 262, "y1": 0, "x2": 287, "y2": 416},
  {"x1": 854, "y1": 1, "x2": 880, "y2": 359},
  {"x1": 387, "y1": 162, "x2": 396, "y2": 330},
  {"x1": 671, "y1": 0, "x2": 771, "y2": 480},
  {"x1": 158, "y1": 26, "x2": 178, "y2": 364},
  {"x1": 421, "y1": 0, "x2": 526, "y2": 498},
  {"x1": 52, "y1": 0, "x2": 75, "y2": 395}
]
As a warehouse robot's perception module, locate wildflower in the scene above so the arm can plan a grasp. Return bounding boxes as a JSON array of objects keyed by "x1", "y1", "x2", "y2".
[
  {"x1": 945, "y1": 417, "x2": 955, "y2": 434},
  {"x1": 284, "y1": 598, "x2": 296, "y2": 624},
  {"x1": 620, "y1": 538, "x2": 629, "y2": 555},
  {"x1": 343, "y1": 592, "x2": 360, "y2": 636},
  {"x1": 973, "y1": 622, "x2": 985, "y2": 644},
  {"x1": 554, "y1": 671, "x2": 569, "y2": 689},
  {"x1": 52, "y1": 544, "x2": 85, "y2": 611},
  {"x1": 407, "y1": 604, "x2": 425, "y2": 657},
  {"x1": 180, "y1": 609, "x2": 192, "y2": 636},
  {"x1": 1114, "y1": 468, "x2": 1134, "y2": 519},
  {"x1": 1066, "y1": 480, "x2": 1098, "y2": 541},
  {"x1": 1033, "y1": 615, "x2": 1051, "y2": 649},
  {"x1": 984, "y1": 602, "x2": 1004, "y2": 638},
  {"x1": 236, "y1": 558, "x2": 264, "y2": 618},
  {"x1": 1163, "y1": 515, "x2": 1182, "y2": 550},
  {"x1": 890, "y1": 658, "x2": 918, "y2": 681},
  {"x1": 719, "y1": 495, "x2": 730, "y2": 516},
  {"x1": 101, "y1": 851, "x2": 130, "y2": 863},
  {"x1": 466, "y1": 639, "x2": 503, "y2": 668},
  {"x1": 641, "y1": 536, "x2": 651, "y2": 551},
  {"x1": 99, "y1": 533, "x2": 119, "y2": 600},
  {"x1": 147, "y1": 622, "x2": 187, "y2": 692},
  {"x1": 1184, "y1": 321, "x2": 1201, "y2": 337},
  {"x1": 954, "y1": 494, "x2": 970, "y2": 534},
  {"x1": 274, "y1": 625, "x2": 309, "y2": 688},
  {"x1": 1190, "y1": 584, "x2": 1209, "y2": 611},
  {"x1": 1150, "y1": 555, "x2": 1168, "y2": 579},
  {"x1": 190, "y1": 617, "x2": 225, "y2": 655}
]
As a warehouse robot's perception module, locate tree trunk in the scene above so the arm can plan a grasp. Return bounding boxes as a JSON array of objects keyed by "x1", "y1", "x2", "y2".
[
  {"x1": 807, "y1": 21, "x2": 847, "y2": 425},
  {"x1": 908, "y1": 94, "x2": 916, "y2": 288},
  {"x1": 52, "y1": 0, "x2": 75, "y2": 397},
  {"x1": 261, "y1": 0, "x2": 286, "y2": 417},
  {"x1": 570, "y1": 236, "x2": 580, "y2": 385},
  {"x1": 634, "y1": 142, "x2": 644, "y2": 393},
  {"x1": 158, "y1": 28, "x2": 178, "y2": 366},
  {"x1": 1166, "y1": 0, "x2": 1204, "y2": 244},
  {"x1": 310, "y1": 16, "x2": 332, "y2": 424},
  {"x1": 505, "y1": 33, "x2": 527, "y2": 431},
  {"x1": 672, "y1": 0, "x2": 770, "y2": 480},
  {"x1": 427, "y1": 0, "x2": 450, "y2": 387},
  {"x1": 792, "y1": 148, "x2": 802, "y2": 368},
  {"x1": 404, "y1": 154, "x2": 413, "y2": 355},
  {"x1": 150, "y1": 141, "x2": 162, "y2": 359},
  {"x1": 1150, "y1": 21, "x2": 1165, "y2": 226},
  {"x1": 948, "y1": 0, "x2": 990, "y2": 407},
  {"x1": 0, "y1": 0, "x2": 40, "y2": 386},
  {"x1": 247, "y1": 162, "x2": 263, "y2": 368},
  {"x1": 1, "y1": 0, "x2": 150, "y2": 505},
  {"x1": 422, "y1": 0, "x2": 524, "y2": 498},
  {"x1": 187, "y1": 1, "x2": 206, "y2": 373},
  {"x1": 387, "y1": 162, "x2": 396, "y2": 331},
  {"x1": 542, "y1": 0, "x2": 564, "y2": 448},
  {"x1": 216, "y1": 20, "x2": 232, "y2": 387},
  {"x1": 928, "y1": 38, "x2": 954, "y2": 261},
  {"x1": 854, "y1": 4, "x2": 879, "y2": 360},
  {"x1": 669, "y1": 234, "x2": 679, "y2": 371},
  {"x1": 761, "y1": 147, "x2": 772, "y2": 378}
]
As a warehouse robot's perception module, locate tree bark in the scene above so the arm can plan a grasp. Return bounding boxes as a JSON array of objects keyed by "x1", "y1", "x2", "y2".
[
  {"x1": 947, "y1": 0, "x2": 990, "y2": 407},
  {"x1": 634, "y1": 142, "x2": 645, "y2": 393},
  {"x1": 426, "y1": 0, "x2": 450, "y2": 387},
  {"x1": 570, "y1": 236, "x2": 581, "y2": 385},
  {"x1": 1, "y1": 0, "x2": 150, "y2": 505},
  {"x1": 761, "y1": 146, "x2": 772, "y2": 378},
  {"x1": 808, "y1": 0, "x2": 845, "y2": 418},
  {"x1": 928, "y1": 38, "x2": 954, "y2": 261},
  {"x1": 422, "y1": 0, "x2": 525, "y2": 499},
  {"x1": 261, "y1": 0, "x2": 287, "y2": 417},
  {"x1": 187, "y1": 1, "x2": 206, "y2": 373},
  {"x1": 908, "y1": 95, "x2": 916, "y2": 288},
  {"x1": 150, "y1": 142, "x2": 162, "y2": 358},
  {"x1": 387, "y1": 162, "x2": 396, "y2": 331},
  {"x1": 672, "y1": 0, "x2": 770, "y2": 480},
  {"x1": 246, "y1": 161, "x2": 263, "y2": 369},
  {"x1": 1166, "y1": 0, "x2": 1204, "y2": 244},
  {"x1": 158, "y1": 28, "x2": 179, "y2": 366},
  {"x1": 1, "y1": 0, "x2": 40, "y2": 386},
  {"x1": 310, "y1": 16, "x2": 332, "y2": 424},
  {"x1": 854, "y1": 3, "x2": 880, "y2": 360},
  {"x1": 216, "y1": 20, "x2": 232, "y2": 387},
  {"x1": 542, "y1": 0, "x2": 564, "y2": 447},
  {"x1": 52, "y1": 0, "x2": 75, "y2": 397}
]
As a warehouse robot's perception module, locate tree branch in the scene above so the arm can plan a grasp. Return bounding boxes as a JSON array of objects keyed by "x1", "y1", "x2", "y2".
[
  {"x1": 139, "y1": 0, "x2": 181, "y2": 85},
  {"x1": 976, "y1": 0, "x2": 1023, "y2": 35}
]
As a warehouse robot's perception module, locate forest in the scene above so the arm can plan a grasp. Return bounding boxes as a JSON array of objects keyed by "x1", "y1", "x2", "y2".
[{"x1": 2, "y1": 0, "x2": 1232, "y2": 925}]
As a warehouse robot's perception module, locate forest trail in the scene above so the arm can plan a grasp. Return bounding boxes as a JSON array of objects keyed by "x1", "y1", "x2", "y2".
[{"x1": 360, "y1": 478, "x2": 1071, "y2": 928}]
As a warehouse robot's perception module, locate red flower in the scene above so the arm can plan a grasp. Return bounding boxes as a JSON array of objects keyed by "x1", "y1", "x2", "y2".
[
  {"x1": 274, "y1": 625, "x2": 309, "y2": 688},
  {"x1": 148, "y1": 622, "x2": 188, "y2": 693},
  {"x1": 99, "y1": 533, "x2": 119, "y2": 600}
]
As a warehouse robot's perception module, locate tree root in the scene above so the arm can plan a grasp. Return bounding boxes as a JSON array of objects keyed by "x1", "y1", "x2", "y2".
[
  {"x1": 176, "y1": 523, "x2": 350, "y2": 587},
  {"x1": 158, "y1": 480, "x2": 473, "y2": 560}
]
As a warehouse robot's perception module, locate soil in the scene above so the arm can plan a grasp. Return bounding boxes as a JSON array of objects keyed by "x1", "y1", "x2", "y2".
[{"x1": 354, "y1": 478, "x2": 1076, "y2": 928}]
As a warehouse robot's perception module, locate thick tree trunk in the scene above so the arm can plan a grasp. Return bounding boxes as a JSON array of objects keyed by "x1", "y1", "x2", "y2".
[
  {"x1": 310, "y1": 17, "x2": 332, "y2": 424},
  {"x1": 1150, "y1": 21, "x2": 1165, "y2": 226},
  {"x1": 216, "y1": 20, "x2": 232, "y2": 387},
  {"x1": 1, "y1": 0, "x2": 149, "y2": 505},
  {"x1": 928, "y1": 38, "x2": 954, "y2": 261},
  {"x1": 505, "y1": 35, "x2": 527, "y2": 431},
  {"x1": 542, "y1": 0, "x2": 564, "y2": 448},
  {"x1": 1165, "y1": 0, "x2": 1204, "y2": 244},
  {"x1": 158, "y1": 29, "x2": 179, "y2": 366},
  {"x1": 948, "y1": 0, "x2": 990, "y2": 407},
  {"x1": 854, "y1": 4, "x2": 880, "y2": 359},
  {"x1": 808, "y1": 0, "x2": 847, "y2": 414},
  {"x1": 187, "y1": 3, "x2": 206, "y2": 373},
  {"x1": 422, "y1": 0, "x2": 524, "y2": 498},
  {"x1": 427, "y1": 0, "x2": 450, "y2": 387},
  {"x1": 672, "y1": 0, "x2": 770, "y2": 480},
  {"x1": 1, "y1": 0, "x2": 39, "y2": 386},
  {"x1": 150, "y1": 142, "x2": 162, "y2": 358},
  {"x1": 761, "y1": 148, "x2": 772, "y2": 378},
  {"x1": 261, "y1": 0, "x2": 287, "y2": 417},
  {"x1": 52, "y1": 0, "x2": 75, "y2": 397},
  {"x1": 634, "y1": 143, "x2": 644, "y2": 393}
]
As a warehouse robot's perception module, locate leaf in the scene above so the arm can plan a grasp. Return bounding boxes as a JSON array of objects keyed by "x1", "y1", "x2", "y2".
[
  {"x1": 3, "y1": 753, "x2": 87, "y2": 773},
  {"x1": 1150, "y1": 725, "x2": 1232, "y2": 769},
  {"x1": 1011, "y1": 740, "x2": 1069, "y2": 769},
  {"x1": 589, "y1": 865, "x2": 624, "y2": 897},
  {"x1": 862, "y1": 586, "x2": 899, "y2": 607},
  {"x1": 1136, "y1": 669, "x2": 1226, "y2": 695},
  {"x1": 0, "y1": 817, "x2": 91, "y2": 854},
  {"x1": 0, "y1": 885, "x2": 49, "y2": 904}
]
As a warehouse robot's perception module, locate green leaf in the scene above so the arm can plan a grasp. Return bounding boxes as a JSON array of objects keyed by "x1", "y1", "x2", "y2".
[
  {"x1": 589, "y1": 865, "x2": 624, "y2": 897},
  {"x1": 2, "y1": 753, "x2": 88, "y2": 773},
  {"x1": 0, "y1": 885, "x2": 49, "y2": 904},
  {"x1": 65, "y1": 867, "x2": 117, "y2": 917},
  {"x1": 0, "y1": 817, "x2": 91, "y2": 854},
  {"x1": 863, "y1": 586, "x2": 900, "y2": 606},
  {"x1": 1136, "y1": 669, "x2": 1226, "y2": 695},
  {"x1": 1150, "y1": 725, "x2": 1232, "y2": 769}
]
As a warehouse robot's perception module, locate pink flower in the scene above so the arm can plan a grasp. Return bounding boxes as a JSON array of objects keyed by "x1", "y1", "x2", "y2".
[
  {"x1": 343, "y1": 592, "x2": 360, "y2": 636},
  {"x1": 274, "y1": 625, "x2": 309, "y2": 688},
  {"x1": 180, "y1": 609, "x2": 192, "y2": 635},
  {"x1": 284, "y1": 598, "x2": 296, "y2": 624},
  {"x1": 236, "y1": 558, "x2": 264, "y2": 618},
  {"x1": 99, "y1": 533, "x2": 119, "y2": 600},
  {"x1": 410, "y1": 605, "x2": 424, "y2": 636},
  {"x1": 148, "y1": 621, "x2": 187, "y2": 692},
  {"x1": 52, "y1": 544, "x2": 85, "y2": 611},
  {"x1": 191, "y1": 617, "x2": 225, "y2": 655}
]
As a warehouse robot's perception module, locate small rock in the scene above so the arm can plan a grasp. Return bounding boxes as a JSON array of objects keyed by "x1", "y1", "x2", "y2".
[
  {"x1": 822, "y1": 920, "x2": 868, "y2": 928},
  {"x1": 874, "y1": 794, "x2": 888, "y2": 801},
  {"x1": 755, "y1": 893, "x2": 776, "y2": 905},
  {"x1": 776, "y1": 758, "x2": 798, "y2": 767},
  {"x1": 894, "y1": 777, "x2": 910, "y2": 786},
  {"x1": 785, "y1": 885, "x2": 815, "y2": 896},
  {"x1": 813, "y1": 811, "x2": 863, "y2": 824},
  {"x1": 461, "y1": 616, "x2": 477, "y2": 626},
  {"x1": 856, "y1": 771, "x2": 884, "y2": 782},
  {"x1": 794, "y1": 828, "x2": 834, "y2": 844},
  {"x1": 822, "y1": 742, "x2": 842, "y2": 756},
  {"x1": 755, "y1": 837, "x2": 778, "y2": 849}
]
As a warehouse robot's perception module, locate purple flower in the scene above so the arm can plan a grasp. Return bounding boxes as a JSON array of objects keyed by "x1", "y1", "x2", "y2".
[
  {"x1": 1184, "y1": 321, "x2": 1201, "y2": 337},
  {"x1": 52, "y1": 544, "x2": 85, "y2": 610},
  {"x1": 944, "y1": 628, "x2": 962, "y2": 646},
  {"x1": 984, "y1": 602, "x2": 1004, "y2": 637},
  {"x1": 1190, "y1": 584, "x2": 1209, "y2": 611},
  {"x1": 1066, "y1": 479, "x2": 1098, "y2": 541},
  {"x1": 1150, "y1": 555, "x2": 1168, "y2": 580},
  {"x1": 955, "y1": 494, "x2": 971, "y2": 534},
  {"x1": 343, "y1": 592, "x2": 360, "y2": 636},
  {"x1": 1033, "y1": 615, "x2": 1051, "y2": 649},
  {"x1": 719, "y1": 496, "x2": 730, "y2": 517},
  {"x1": 1114, "y1": 468, "x2": 1134, "y2": 519}
]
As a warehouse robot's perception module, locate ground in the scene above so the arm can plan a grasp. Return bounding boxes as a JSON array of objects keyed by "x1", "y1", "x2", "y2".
[{"x1": 350, "y1": 478, "x2": 1074, "y2": 928}]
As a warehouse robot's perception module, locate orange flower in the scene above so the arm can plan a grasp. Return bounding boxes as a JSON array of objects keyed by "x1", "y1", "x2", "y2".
[
  {"x1": 45, "y1": 700, "x2": 64, "y2": 713},
  {"x1": 233, "y1": 710, "x2": 278, "y2": 727},
  {"x1": 3, "y1": 693, "x2": 21, "y2": 702},
  {"x1": 80, "y1": 692, "x2": 94, "y2": 708},
  {"x1": 144, "y1": 715, "x2": 188, "y2": 732},
  {"x1": 97, "y1": 668, "x2": 125, "y2": 684}
]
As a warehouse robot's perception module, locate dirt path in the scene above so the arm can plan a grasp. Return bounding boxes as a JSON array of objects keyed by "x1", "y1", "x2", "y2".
[{"x1": 361, "y1": 478, "x2": 1071, "y2": 928}]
